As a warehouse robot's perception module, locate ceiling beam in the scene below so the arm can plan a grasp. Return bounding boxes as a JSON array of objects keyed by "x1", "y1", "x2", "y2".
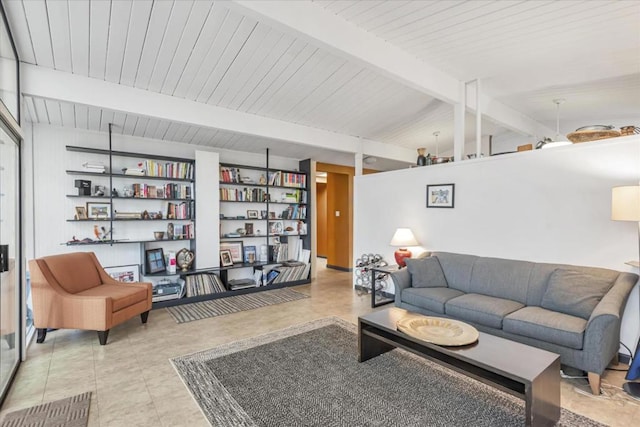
[
  {"x1": 21, "y1": 64, "x2": 416, "y2": 163},
  {"x1": 229, "y1": 0, "x2": 554, "y2": 137}
]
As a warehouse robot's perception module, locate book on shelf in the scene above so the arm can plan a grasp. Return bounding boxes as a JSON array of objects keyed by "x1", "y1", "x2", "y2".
[
  {"x1": 220, "y1": 167, "x2": 241, "y2": 183},
  {"x1": 124, "y1": 168, "x2": 145, "y2": 176},
  {"x1": 228, "y1": 278, "x2": 256, "y2": 290},
  {"x1": 82, "y1": 162, "x2": 106, "y2": 173}
]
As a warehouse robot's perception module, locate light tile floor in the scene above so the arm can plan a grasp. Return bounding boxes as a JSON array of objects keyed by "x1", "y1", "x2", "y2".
[{"x1": 0, "y1": 261, "x2": 638, "y2": 426}]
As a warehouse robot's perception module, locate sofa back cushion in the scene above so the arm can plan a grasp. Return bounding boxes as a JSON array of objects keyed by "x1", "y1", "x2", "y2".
[
  {"x1": 541, "y1": 268, "x2": 616, "y2": 319},
  {"x1": 431, "y1": 252, "x2": 477, "y2": 292},
  {"x1": 405, "y1": 257, "x2": 448, "y2": 288},
  {"x1": 42, "y1": 252, "x2": 103, "y2": 294},
  {"x1": 468, "y1": 257, "x2": 534, "y2": 304}
]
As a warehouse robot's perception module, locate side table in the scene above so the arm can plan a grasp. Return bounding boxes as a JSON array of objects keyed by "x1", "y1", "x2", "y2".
[{"x1": 370, "y1": 264, "x2": 399, "y2": 308}]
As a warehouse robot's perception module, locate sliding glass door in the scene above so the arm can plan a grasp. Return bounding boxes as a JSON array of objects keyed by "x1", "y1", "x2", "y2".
[{"x1": 0, "y1": 124, "x2": 20, "y2": 401}]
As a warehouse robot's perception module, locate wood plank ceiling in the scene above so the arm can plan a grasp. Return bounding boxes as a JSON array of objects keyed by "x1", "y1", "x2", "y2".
[{"x1": 5, "y1": 0, "x2": 640, "y2": 167}]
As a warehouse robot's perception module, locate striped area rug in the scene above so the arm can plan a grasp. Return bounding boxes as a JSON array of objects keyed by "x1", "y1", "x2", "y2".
[
  {"x1": 166, "y1": 288, "x2": 309, "y2": 323},
  {"x1": 1, "y1": 392, "x2": 91, "y2": 427}
]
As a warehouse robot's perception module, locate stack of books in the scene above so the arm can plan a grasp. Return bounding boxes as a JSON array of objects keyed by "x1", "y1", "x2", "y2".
[{"x1": 228, "y1": 278, "x2": 256, "y2": 290}]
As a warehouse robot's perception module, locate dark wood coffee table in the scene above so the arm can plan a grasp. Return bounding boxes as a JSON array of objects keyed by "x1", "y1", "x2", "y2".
[{"x1": 359, "y1": 308, "x2": 560, "y2": 427}]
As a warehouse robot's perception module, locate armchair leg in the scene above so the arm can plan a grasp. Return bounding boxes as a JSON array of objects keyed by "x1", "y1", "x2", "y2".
[
  {"x1": 140, "y1": 310, "x2": 149, "y2": 324},
  {"x1": 588, "y1": 372, "x2": 601, "y2": 395},
  {"x1": 36, "y1": 328, "x2": 47, "y2": 343},
  {"x1": 97, "y1": 330, "x2": 109, "y2": 346}
]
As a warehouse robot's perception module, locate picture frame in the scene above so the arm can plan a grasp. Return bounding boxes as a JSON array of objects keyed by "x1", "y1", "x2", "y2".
[
  {"x1": 244, "y1": 245, "x2": 257, "y2": 264},
  {"x1": 75, "y1": 206, "x2": 88, "y2": 220},
  {"x1": 269, "y1": 211, "x2": 276, "y2": 219},
  {"x1": 426, "y1": 184, "x2": 455, "y2": 208},
  {"x1": 104, "y1": 264, "x2": 140, "y2": 283},
  {"x1": 86, "y1": 202, "x2": 111, "y2": 218},
  {"x1": 145, "y1": 248, "x2": 166, "y2": 274},
  {"x1": 244, "y1": 223, "x2": 254, "y2": 235},
  {"x1": 247, "y1": 210, "x2": 259, "y2": 219},
  {"x1": 220, "y1": 241, "x2": 244, "y2": 263},
  {"x1": 220, "y1": 249, "x2": 234, "y2": 267},
  {"x1": 269, "y1": 220, "x2": 284, "y2": 235},
  {"x1": 260, "y1": 210, "x2": 268, "y2": 219}
]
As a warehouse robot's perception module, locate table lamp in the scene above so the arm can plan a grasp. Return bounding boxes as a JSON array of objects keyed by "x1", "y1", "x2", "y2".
[
  {"x1": 611, "y1": 185, "x2": 640, "y2": 398},
  {"x1": 390, "y1": 228, "x2": 419, "y2": 268}
]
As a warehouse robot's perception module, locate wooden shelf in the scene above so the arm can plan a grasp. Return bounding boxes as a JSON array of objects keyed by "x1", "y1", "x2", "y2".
[
  {"x1": 67, "y1": 218, "x2": 193, "y2": 222},
  {"x1": 67, "y1": 194, "x2": 192, "y2": 202},
  {"x1": 66, "y1": 170, "x2": 194, "y2": 182},
  {"x1": 151, "y1": 279, "x2": 310, "y2": 309},
  {"x1": 64, "y1": 238, "x2": 195, "y2": 246},
  {"x1": 67, "y1": 145, "x2": 193, "y2": 163}
]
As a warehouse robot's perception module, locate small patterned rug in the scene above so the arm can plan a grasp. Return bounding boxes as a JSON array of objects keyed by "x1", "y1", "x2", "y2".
[
  {"x1": 166, "y1": 288, "x2": 309, "y2": 323},
  {"x1": 172, "y1": 318, "x2": 605, "y2": 427},
  {"x1": 1, "y1": 392, "x2": 91, "y2": 427}
]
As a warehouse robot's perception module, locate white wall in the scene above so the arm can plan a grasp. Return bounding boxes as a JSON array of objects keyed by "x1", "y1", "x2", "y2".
[
  {"x1": 355, "y1": 135, "x2": 640, "y2": 353},
  {"x1": 26, "y1": 124, "x2": 298, "y2": 280}
]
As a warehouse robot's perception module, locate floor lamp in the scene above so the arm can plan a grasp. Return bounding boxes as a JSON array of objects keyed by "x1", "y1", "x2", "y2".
[{"x1": 611, "y1": 185, "x2": 640, "y2": 399}]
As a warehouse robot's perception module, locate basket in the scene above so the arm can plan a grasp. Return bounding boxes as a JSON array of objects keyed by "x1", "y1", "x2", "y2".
[
  {"x1": 566, "y1": 129, "x2": 621, "y2": 143},
  {"x1": 620, "y1": 126, "x2": 639, "y2": 136}
]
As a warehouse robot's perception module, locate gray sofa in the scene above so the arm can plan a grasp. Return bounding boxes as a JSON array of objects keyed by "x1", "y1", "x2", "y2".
[{"x1": 390, "y1": 252, "x2": 638, "y2": 395}]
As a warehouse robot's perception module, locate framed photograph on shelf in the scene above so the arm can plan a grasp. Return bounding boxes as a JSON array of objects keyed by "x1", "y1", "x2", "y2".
[
  {"x1": 104, "y1": 264, "x2": 140, "y2": 283},
  {"x1": 220, "y1": 241, "x2": 244, "y2": 263},
  {"x1": 86, "y1": 202, "x2": 111, "y2": 218},
  {"x1": 247, "y1": 210, "x2": 259, "y2": 219},
  {"x1": 269, "y1": 220, "x2": 284, "y2": 235},
  {"x1": 75, "y1": 206, "x2": 87, "y2": 220},
  {"x1": 245, "y1": 223, "x2": 254, "y2": 235},
  {"x1": 244, "y1": 245, "x2": 257, "y2": 264},
  {"x1": 260, "y1": 210, "x2": 267, "y2": 219},
  {"x1": 145, "y1": 248, "x2": 166, "y2": 274},
  {"x1": 220, "y1": 249, "x2": 234, "y2": 267},
  {"x1": 426, "y1": 184, "x2": 455, "y2": 208}
]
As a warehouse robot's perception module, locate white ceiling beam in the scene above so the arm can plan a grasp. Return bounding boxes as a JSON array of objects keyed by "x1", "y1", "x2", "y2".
[
  {"x1": 229, "y1": 0, "x2": 554, "y2": 137},
  {"x1": 21, "y1": 64, "x2": 414, "y2": 163}
]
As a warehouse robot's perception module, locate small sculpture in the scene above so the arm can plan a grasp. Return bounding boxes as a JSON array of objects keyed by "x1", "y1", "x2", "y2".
[
  {"x1": 112, "y1": 188, "x2": 119, "y2": 197},
  {"x1": 417, "y1": 148, "x2": 427, "y2": 166},
  {"x1": 259, "y1": 174, "x2": 266, "y2": 185},
  {"x1": 154, "y1": 212, "x2": 163, "y2": 219},
  {"x1": 176, "y1": 248, "x2": 195, "y2": 271},
  {"x1": 167, "y1": 222, "x2": 174, "y2": 240},
  {"x1": 142, "y1": 210, "x2": 150, "y2": 219}
]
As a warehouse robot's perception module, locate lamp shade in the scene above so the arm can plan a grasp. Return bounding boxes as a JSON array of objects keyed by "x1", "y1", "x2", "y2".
[
  {"x1": 390, "y1": 228, "x2": 419, "y2": 247},
  {"x1": 612, "y1": 186, "x2": 640, "y2": 221}
]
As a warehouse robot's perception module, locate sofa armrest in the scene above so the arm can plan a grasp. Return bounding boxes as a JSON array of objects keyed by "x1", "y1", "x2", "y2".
[
  {"x1": 583, "y1": 272, "x2": 638, "y2": 374},
  {"x1": 390, "y1": 268, "x2": 411, "y2": 306}
]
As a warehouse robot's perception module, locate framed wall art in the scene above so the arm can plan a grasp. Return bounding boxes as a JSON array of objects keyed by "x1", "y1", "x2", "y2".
[
  {"x1": 220, "y1": 241, "x2": 244, "y2": 263},
  {"x1": 426, "y1": 184, "x2": 455, "y2": 208},
  {"x1": 86, "y1": 202, "x2": 111, "y2": 218},
  {"x1": 145, "y1": 248, "x2": 166, "y2": 274},
  {"x1": 104, "y1": 264, "x2": 140, "y2": 283}
]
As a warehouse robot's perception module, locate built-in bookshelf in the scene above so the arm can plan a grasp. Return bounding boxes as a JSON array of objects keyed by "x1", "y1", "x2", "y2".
[{"x1": 64, "y1": 128, "x2": 196, "y2": 286}]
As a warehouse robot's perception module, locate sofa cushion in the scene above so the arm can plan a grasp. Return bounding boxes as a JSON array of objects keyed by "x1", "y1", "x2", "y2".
[
  {"x1": 431, "y1": 252, "x2": 478, "y2": 293},
  {"x1": 405, "y1": 257, "x2": 448, "y2": 288},
  {"x1": 504, "y1": 306, "x2": 586, "y2": 350},
  {"x1": 445, "y1": 293, "x2": 524, "y2": 329},
  {"x1": 78, "y1": 284, "x2": 149, "y2": 312},
  {"x1": 541, "y1": 269, "x2": 615, "y2": 319},
  {"x1": 468, "y1": 257, "x2": 533, "y2": 304},
  {"x1": 402, "y1": 287, "x2": 464, "y2": 314}
]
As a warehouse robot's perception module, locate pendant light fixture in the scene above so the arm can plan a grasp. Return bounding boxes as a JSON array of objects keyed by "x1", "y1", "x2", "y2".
[
  {"x1": 433, "y1": 131, "x2": 440, "y2": 157},
  {"x1": 541, "y1": 99, "x2": 573, "y2": 149}
]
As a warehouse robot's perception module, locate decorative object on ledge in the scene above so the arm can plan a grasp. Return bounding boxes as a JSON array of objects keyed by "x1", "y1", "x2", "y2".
[
  {"x1": 611, "y1": 184, "x2": 640, "y2": 399},
  {"x1": 397, "y1": 314, "x2": 479, "y2": 346},
  {"x1": 567, "y1": 125, "x2": 621, "y2": 143},
  {"x1": 177, "y1": 248, "x2": 195, "y2": 271},
  {"x1": 390, "y1": 228, "x2": 419, "y2": 268},
  {"x1": 416, "y1": 148, "x2": 427, "y2": 166},
  {"x1": 426, "y1": 184, "x2": 455, "y2": 208}
]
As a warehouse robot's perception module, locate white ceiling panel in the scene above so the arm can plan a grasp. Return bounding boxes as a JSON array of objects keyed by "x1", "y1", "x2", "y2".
[{"x1": 7, "y1": 1, "x2": 639, "y2": 170}]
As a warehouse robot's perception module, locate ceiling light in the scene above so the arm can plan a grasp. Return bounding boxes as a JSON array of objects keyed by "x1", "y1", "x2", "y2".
[{"x1": 363, "y1": 156, "x2": 377, "y2": 164}]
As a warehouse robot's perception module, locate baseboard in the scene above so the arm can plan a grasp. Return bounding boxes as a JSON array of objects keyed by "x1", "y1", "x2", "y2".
[
  {"x1": 619, "y1": 352, "x2": 631, "y2": 365},
  {"x1": 326, "y1": 264, "x2": 352, "y2": 272}
]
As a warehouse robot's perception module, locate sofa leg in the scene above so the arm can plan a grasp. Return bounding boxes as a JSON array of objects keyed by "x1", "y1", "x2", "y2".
[
  {"x1": 140, "y1": 310, "x2": 149, "y2": 324},
  {"x1": 97, "y1": 330, "x2": 109, "y2": 346},
  {"x1": 36, "y1": 328, "x2": 47, "y2": 344},
  {"x1": 588, "y1": 372, "x2": 601, "y2": 395}
]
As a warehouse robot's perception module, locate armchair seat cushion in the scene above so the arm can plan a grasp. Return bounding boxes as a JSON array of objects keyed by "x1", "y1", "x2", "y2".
[
  {"x1": 504, "y1": 306, "x2": 586, "y2": 350},
  {"x1": 77, "y1": 284, "x2": 148, "y2": 312},
  {"x1": 402, "y1": 287, "x2": 464, "y2": 314},
  {"x1": 445, "y1": 293, "x2": 524, "y2": 329}
]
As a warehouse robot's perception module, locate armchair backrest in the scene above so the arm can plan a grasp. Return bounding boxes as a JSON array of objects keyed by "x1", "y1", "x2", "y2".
[{"x1": 35, "y1": 252, "x2": 104, "y2": 294}]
